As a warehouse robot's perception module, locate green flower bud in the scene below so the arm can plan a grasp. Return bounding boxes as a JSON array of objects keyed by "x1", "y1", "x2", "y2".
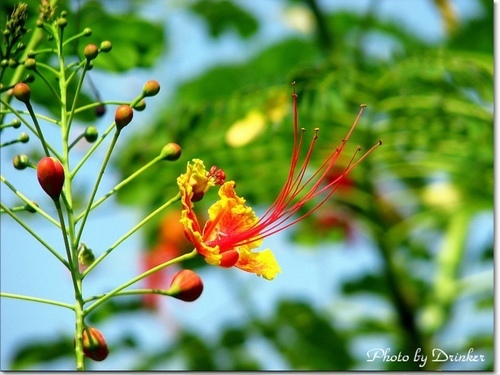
[
  {"x1": 24, "y1": 58, "x2": 36, "y2": 70},
  {"x1": 18, "y1": 132, "x2": 29, "y2": 143},
  {"x1": 133, "y1": 99, "x2": 146, "y2": 111},
  {"x1": 78, "y1": 243, "x2": 95, "y2": 266},
  {"x1": 12, "y1": 119, "x2": 21, "y2": 128},
  {"x1": 84, "y1": 126, "x2": 98, "y2": 142},
  {"x1": 56, "y1": 17, "x2": 67, "y2": 28},
  {"x1": 13, "y1": 154, "x2": 30, "y2": 170},
  {"x1": 83, "y1": 27, "x2": 92, "y2": 36},
  {"x1": 100, "y1": 40, "x2": 112, "y2": 53}
]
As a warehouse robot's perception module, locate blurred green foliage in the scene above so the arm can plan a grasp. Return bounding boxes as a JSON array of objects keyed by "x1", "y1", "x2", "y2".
[{"x1": 3, "y1": 0, "x2": 493, "y2": 371}]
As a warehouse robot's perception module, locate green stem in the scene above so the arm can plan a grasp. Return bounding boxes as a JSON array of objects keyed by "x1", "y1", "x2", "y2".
[
  {"x1": 70, "y1": 122, "x2": 116, "y2": 178},
  {"x1": 84, "y1": 249, "x2": 198, "y2": 315},
  {"x1": 82, "y1": 193, "x2": 181, "y2": 278},
  {"x1": 32, "y1": 64, "x2": 63, "y2": 103},
  {"x1": 74, "y1": 298, "x2": 86, "y2": 371},
  {"x1": 0, "y1": 202, "x2": 69, "y2": 267},
  {"x1": 75, "y1": 130, "x2": 121, "y2": 245},
  {"x1": 25, "y1": 101, "x2": 51, "y2": 157},
  {"x1": 66, "y1": 60, "x2": 90, "y2": 131},
  {"x1": 84, "y1": 288, "x2": 181, "y2": 303},
  {"x1": 75, "y1": 153, "x2": 165, "y2": 222},
  {"x1": 0, "y1": 292, "x2": 74, "y2": 310},
  {"x1": 0, "y1": 99, "x2": 61, "y2": 158},
  {"x1": 0, "y1": 175, "x2": 62, "y2": 228},
  {"x1": 53, "y1": 198, "x2": 76, "y2": 272}
]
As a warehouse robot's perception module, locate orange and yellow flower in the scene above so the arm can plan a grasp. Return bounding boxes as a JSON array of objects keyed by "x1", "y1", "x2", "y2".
[{"x1": 177, "y1": 83, "x2": 381, "y2": 281}]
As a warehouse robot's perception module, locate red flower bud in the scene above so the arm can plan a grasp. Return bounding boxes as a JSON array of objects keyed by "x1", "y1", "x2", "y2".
[
  {"x1": 95, "y1": 103, "x2": 106, "y2": 117},
  {"x1": 81, "y1": 327, "x2": 109, "y2": 362},
  {"x1": 114, "y1": 105, "x2": 133, "y2": 130},
  {"x1": 142, "y1": 80, "x2": 160, "y2": 97},
  {"x1": 84, "y1": 44, "x2": 99, "y2": 60},
  {"x1": 13, "y1": 83, "x2": 31, "y2": 103},
  {"x1": 36, "y1": 157, "x2": 65, "y2": 198},
  {"x1": 160, "y1": 142, "x2": 182, "y2": 161},
  {"x1": 168, "y1": 270, "x2": 203, "y2": 302}
]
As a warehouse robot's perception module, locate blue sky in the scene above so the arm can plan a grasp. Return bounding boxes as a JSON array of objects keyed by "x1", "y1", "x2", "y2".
[{"x1": 0, "y1": 0, "x2": 492, "y2": 371}]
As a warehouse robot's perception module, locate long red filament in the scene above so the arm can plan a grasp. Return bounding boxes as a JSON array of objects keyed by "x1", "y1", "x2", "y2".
[{"x1": 211, "y1": 84, "x2": 380, "y2": 250}]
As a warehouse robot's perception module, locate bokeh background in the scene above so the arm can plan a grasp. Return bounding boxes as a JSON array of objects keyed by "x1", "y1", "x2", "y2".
[{"x1": 0, "y1": 0, "x2": 494, "y2": 371}]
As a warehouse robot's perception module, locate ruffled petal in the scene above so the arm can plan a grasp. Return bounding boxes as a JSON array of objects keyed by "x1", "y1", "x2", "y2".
[{"x1": 235, "y1": 247, "x2": 281, "y2": 280}]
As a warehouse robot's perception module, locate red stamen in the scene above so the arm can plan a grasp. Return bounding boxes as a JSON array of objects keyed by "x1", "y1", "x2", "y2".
[{"x1": 208, "y1": 85, "x2": 381, "y2": 250}]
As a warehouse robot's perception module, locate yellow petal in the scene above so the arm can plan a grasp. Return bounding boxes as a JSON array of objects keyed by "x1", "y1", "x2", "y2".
[
  {"x1": 236, "y1": 247, "x2": 281, "y2": 280},
  {"x1": 226, "y1": 110, "x2": 266, "y2": 148}
]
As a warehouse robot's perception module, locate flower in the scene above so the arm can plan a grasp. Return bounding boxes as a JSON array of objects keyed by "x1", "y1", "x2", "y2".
[{"x1": 177, "y1": 83, "x2": 381, "y2": 280}]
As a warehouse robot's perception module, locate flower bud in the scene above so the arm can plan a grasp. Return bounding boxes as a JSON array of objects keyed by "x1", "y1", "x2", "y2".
[
  {"x1": 114, "y1": 105, "x2": 133, "y2": 130},
  {"x1": 84, "y1": 126, "x2": 98, "y2": 142},
  {"x1": 9, "y1": 58, "x2": 18, "y2": 68},
  {"x1": 78, "y1": 243, "x2": 95, "y2": 266},
  {"x1": 57, "y1": 17, "x2": 67, "y2": 28},
  {"x1": 142, "y1": 80, "x2": 160, "y2": 97},
  {"x1": 84, "y1": 44, "x2": 99, "y2": 60},
  {"x1": 24, "y1": 58, "x2": 36, "y2": 70},
  {"x1": 18, "y1": 132, "x2": 29, "y2": 143},
  {"x1": 13, "y1": 154, "x2": 30, "y2": 170},
  {"x1": 83, "y1": 27, "x2": 92, "y2": 36},
  {"x1": 167, "y1": 269, "x2": 204, "y2": 302},
  {"x1": 13, "y1": 82, "x2": 31, "y2": 103},
  {"x1": 160, "y1": 142, "x2": 182, "y2": 161},
  {"x1": 100, "y1": 40, "x2": 112, "y2": 53},
  {"x1": 133, "y1": 99, "x2": 146, "y2": 111},
  {"x1": 37, "y1": 157, "x2": 65, "y2": 198},
  {"x1": 95, "y1": 103, "x2": 106, "y2": 117},
  {"x1": 81, "y1": 327, "x2": 109, "y2": 362}
]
